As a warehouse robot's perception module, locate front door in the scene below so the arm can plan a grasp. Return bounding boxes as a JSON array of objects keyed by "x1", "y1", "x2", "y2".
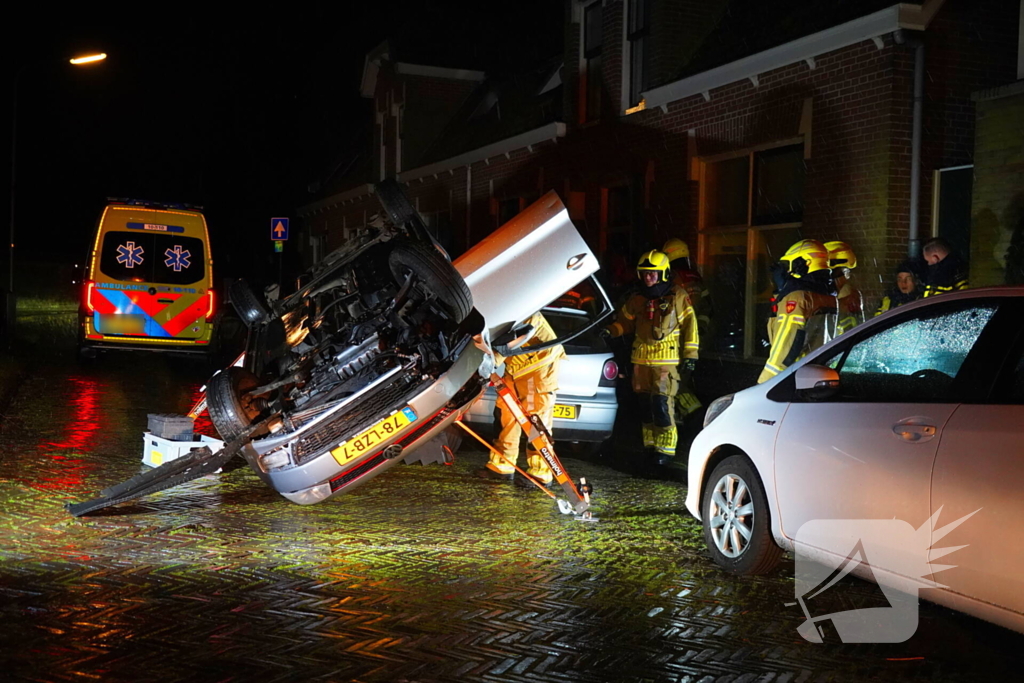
[{"x1": 774, "y1": 300, "x2": 1003, "y2": 549}]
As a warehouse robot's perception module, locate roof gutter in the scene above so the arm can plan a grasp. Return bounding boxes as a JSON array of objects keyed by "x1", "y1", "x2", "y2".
[
  {"x1": 298, "y1": 183, "x2": 375, "y2": 217},
  {"x1": 641, "y1": 2, "x2": 945, "y2": 111},
  {"x1": 397, "y1": 121, "x2": 567, "y2": 183}
]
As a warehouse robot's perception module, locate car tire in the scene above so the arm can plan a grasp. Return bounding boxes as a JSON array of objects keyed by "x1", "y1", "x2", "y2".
[
  {"x1": 207, "y1": 366, "x2": 262, "y2": 442},
  {"x1": 374, "y1": 179, "x2": 419, "y2": 226},
  {"x1": 229, "y1": 279, "x2": 267, "y2": 328},
  {"x1": 701, "y1": 455, "x2": 783, "y2": 576},
  {"x1": 389, "y1": 241, "x2": 473, "y2": 324}
]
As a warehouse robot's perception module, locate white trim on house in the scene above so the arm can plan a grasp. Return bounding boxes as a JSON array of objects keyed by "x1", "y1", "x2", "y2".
[
  {"x1": 640, "y1": 2, "x2": 945, "y2": 111},
  {"x1": 394, "y1": 63, "x2": 486, "y2": 81},
  {"x1": 396, "y1": 122, "x2": 567, "y2": 183},
  {"x1": 298, "y1": 184, "x2": 375, "y2": 217}
]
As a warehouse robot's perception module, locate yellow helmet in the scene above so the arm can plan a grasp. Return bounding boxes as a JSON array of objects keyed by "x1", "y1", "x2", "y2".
[
  {"x1": 636, "y1": 250, "x2": 671, "y2": 283},
  {"x1": 825, "y1": 240, "x2": 857, "y2": 269},
  {"x1": 662, "y1": 238, "x2": 690, "y2": 262},
  {"x1": 779, "y1": 239, "x2": 829, "y2": 278}
]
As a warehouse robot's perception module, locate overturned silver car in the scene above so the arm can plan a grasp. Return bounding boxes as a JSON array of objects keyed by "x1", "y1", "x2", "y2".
[{"x1": 206, "y1": 183, "x2": 610, "y2": 505}]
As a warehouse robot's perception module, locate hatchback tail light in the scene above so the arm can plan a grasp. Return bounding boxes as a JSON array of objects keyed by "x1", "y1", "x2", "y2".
[{"x1": 599, "y1": 359, "x2": 618, "y2": 386}]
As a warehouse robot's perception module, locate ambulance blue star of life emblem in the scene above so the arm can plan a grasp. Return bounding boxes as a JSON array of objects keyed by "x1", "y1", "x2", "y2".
[
  {"x1": 116, "y1": 241, "x2": 145, "y2": 268},
  {"x1": 164, "y1": 245, "x2": 192, "y2": 272}
]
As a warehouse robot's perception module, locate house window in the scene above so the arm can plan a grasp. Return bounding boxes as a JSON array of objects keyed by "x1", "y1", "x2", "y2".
[
  {"x1": 583, "y1": 1, "x2": 603, "y2": 122},
  {"x1": 699, "y1": 143, "x2": 806, "y2": 359},
  {"x1": 497, "y1": 197, "x2": 523, "y2": 226},
  {"x1": 627, "y1": 0, "x2": 650, "y2": 107}
]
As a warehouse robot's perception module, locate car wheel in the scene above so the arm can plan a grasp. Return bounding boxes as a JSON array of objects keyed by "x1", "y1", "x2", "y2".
[
  {"x1": 701, "y1": 455, "x2": 783, "y2": 575},
  {"x1": 229, "y1": 279, "x2": 267, "y2": 328},
  {"x1": 389, "y1": 241, "x2": 473, "y2": 324},
  {"x1": 207, "y1": 367, "x2": 262, "y2": 442},
  {"x1": 374, "y1": 178, "x2": 419, "y2": 226}
]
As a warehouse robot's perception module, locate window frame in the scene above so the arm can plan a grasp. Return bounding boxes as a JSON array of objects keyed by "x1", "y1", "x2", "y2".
[
  {"x1": 767, "y1": 296, "x2": 1021, "y2": 404},
  {"x1": 625, "y1": 0, "x2": 651, "y2": 110},
  {"x1": 580, "y1": 0, "x2": 604, "y2": 123},
  {"x1": 697, "y1": 138, "x2": 806, "y2": 360}
]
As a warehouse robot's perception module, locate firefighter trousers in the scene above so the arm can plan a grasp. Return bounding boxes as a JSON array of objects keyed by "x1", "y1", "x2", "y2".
[
  {"x1": 491, "y1": 363, "x2": 558, "y2": 481},
  {"x1": 633, "y1": 364, "x2": 679, "y2": 457}
]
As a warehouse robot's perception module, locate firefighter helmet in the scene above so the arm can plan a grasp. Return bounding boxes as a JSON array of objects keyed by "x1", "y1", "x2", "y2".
[
  {"x1": 662, "y1": 238, "x2": 690, "y2": 262},
  {"x1": 637, "y1": 250, "x2": 671, "y2": 283},
  {"x1": 779, "y1": 239, "x2": 829, "y2": 278},
  {"x1": 825, "y1": 240, "x2": 857, "y2": 270}
]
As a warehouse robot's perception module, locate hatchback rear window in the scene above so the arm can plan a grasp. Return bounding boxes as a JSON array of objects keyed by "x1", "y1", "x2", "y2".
[{"x1": 99, "y1": 231, "x2": 206, "y2": 285}]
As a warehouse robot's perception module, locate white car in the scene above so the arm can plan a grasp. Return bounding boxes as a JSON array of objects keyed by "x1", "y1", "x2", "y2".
[{"x1": 687, "y1": 287, "x2": 1024, "y2": 634}]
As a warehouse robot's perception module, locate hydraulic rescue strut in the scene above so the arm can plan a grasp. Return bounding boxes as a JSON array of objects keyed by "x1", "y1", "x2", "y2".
[{"x1": 457, "y1": 372, "x2": 597, "y2": 522}]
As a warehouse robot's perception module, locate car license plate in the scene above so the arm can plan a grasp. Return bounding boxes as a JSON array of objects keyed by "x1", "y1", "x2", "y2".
[
  {"x1": 553, "y1": 404, "x2": 578, "y2": 420},
  {"x1": 331, "y1": 406, "x2": 417, "y2": 466},
  {"x1": 98, "y1": 313, "x2": 146, "y2": 334}
]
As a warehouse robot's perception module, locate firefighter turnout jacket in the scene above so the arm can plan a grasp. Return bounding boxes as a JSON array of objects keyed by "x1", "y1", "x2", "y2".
[
  {"x1": 607, "y1": 284, "x2": 699, "y2": 364},
  {"x1": 496, "y1": 312, "x2": 566, "y2": 387},
  {"x1": 758, "y1": 289, "x2": 837, "y2": 384}
]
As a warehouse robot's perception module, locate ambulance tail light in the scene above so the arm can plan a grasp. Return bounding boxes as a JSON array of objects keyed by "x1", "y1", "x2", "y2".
[
  {"x1": 203, "y1": 290, "x2": 215, "y2": 318},
  {"x1": 85, "y1": 281, "x2": 98, "y2": 313}
]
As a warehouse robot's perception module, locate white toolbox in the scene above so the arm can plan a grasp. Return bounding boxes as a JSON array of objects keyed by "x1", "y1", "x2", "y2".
[{"x1": 142, "y1": 432, "x2": 225, "y2": 468}]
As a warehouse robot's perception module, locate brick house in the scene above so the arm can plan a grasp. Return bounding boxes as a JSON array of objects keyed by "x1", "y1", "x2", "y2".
[{"x1": 298, "y1": 0, "x2": 1020, "y2": 369}]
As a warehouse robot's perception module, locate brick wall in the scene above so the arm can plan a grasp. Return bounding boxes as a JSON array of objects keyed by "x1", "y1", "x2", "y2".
[
  {"x1": 971, "y1": 89, "x2": 1024, "y2": 286},
  {"x1": 302, "y1": 0, "x2": 1019, "y2": 316}
]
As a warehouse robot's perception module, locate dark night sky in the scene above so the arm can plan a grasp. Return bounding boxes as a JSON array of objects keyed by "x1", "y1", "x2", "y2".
[{"x1": 2, "y1": 2, "x2": 563, "y2": 285}]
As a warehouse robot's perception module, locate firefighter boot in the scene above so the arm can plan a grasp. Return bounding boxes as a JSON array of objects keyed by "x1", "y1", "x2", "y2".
[
  {"x1": 526, "y1": 453, "x2": 554, "y2": 485},
  {"x1": 484, "y1": 450, "x2": 516, "y2": 479}
]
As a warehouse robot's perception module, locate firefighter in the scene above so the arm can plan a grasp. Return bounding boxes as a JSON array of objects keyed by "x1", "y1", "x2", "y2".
[
  {"x1": 922, "y1": 237, "x2": 969, "y2": 297},
  {"x1": 758, "y1": 239, "x2": 836, "y2": 384},
  {"x1": 662, "y1": 237, "x2": 707, "y2": 421},
  {"x1": 606, "y1": 250, "x2": 698, "y2": 462},
  {"x1": 485, "y1": 311, "x2": 566, "y2": 484},
  {"x1": 876, "y1": 259, "x2": 924, "y2": 315},
  {"x1": 824, "y1": 240, "x2": 864, "y2": 339}
]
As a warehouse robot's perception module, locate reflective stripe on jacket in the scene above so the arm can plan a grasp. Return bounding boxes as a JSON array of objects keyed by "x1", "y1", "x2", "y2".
[{"x1": 608, "y1": 285, "x2": 698, "y2": 366}]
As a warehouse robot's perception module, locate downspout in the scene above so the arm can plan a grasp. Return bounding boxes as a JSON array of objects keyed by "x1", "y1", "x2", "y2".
[
  {"x1": 906, "y1": 35, "x2": 925, "y2": 258},
  {"x1": 465, "y1": 164, "x2": 472, "y2": 251}
]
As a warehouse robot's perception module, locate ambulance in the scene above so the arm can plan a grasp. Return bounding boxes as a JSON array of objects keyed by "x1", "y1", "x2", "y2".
[{"x1": 79, "y1": 199, "x2": 215, "y2": 356}]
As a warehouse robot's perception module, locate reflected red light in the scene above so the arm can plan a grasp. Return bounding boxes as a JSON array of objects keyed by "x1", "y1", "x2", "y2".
[{"x1": 33, "y1": 377, "x2": 107, "y2": 492}]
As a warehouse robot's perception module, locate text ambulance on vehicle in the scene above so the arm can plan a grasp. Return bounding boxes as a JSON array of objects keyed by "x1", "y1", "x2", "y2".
[{"x1": 79, "y1": 199, "x2": 215, "y2": 357}]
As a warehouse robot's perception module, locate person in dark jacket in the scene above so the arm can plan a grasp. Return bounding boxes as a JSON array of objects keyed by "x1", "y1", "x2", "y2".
[
  {"x1": 922, "y1": 238, "x2": 969, "y2": 297},
  {"x1": 875, "y1": 259, "x2": 925, "y2": 316}
]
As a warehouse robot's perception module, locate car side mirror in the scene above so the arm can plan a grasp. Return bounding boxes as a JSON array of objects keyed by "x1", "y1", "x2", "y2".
[{"x1": 794, "y1": 364, "x2": 841, "y2": 400}]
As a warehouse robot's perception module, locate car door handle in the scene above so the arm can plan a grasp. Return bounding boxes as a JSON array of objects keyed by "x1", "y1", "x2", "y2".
[{"x1": 892, "y1": 424, "x2": 937, "y2": 442}]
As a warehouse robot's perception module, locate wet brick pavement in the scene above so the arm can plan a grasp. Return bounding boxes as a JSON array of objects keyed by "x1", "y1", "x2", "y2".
[{"x1": 1, "y1": 344, "x2": 1022, "y2": 682}]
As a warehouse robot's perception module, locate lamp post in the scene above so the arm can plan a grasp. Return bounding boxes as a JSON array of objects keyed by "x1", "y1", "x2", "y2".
[{"x1": 6, "y1": 52, "x2": 106, "y2": 343}]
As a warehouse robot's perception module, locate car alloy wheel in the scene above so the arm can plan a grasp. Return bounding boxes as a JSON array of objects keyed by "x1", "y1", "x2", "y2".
[
  {"x1": 708, "y1": 472, "x2": 754, "y2": 558},
  {"x1": 701, "y1": 455, "x2": 783, "y2": 575}
]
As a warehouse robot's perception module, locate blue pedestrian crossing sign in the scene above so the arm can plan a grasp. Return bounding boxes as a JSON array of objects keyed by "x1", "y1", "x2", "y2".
[{"x1": 271, "y1": 217, "x2": 290, "y2": 241}]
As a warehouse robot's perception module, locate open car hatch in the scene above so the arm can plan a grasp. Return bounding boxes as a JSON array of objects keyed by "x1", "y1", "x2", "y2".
[{"x1": 454, "y1": 191, "x2": 601, "y2": 340}]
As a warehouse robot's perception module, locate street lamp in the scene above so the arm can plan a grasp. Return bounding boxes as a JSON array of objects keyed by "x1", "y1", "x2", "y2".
[{"x1": 6, "y1": 51, "x2": 106, "y2": 342}]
